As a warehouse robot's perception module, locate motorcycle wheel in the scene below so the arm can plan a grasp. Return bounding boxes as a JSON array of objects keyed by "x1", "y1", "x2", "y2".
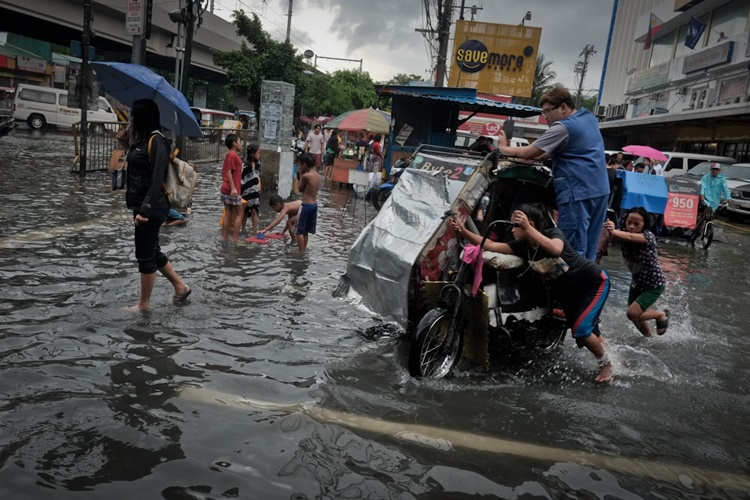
[
  {"x1": 408, "y1": 307, "x2": 464, "y2": 378},
  {"x1": 372, "y1": 188, "x2": 390, "y2": 210},
  {"x1": 539, "y1": 328, "x2": 567, "y2": 351},
  {"x1": 702, "y1": 221, "x2": 714, "y2": 249}
]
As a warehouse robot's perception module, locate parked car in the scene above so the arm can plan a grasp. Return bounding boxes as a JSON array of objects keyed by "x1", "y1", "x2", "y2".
[
  {"x1": 726, "y1": 165, "x2": 750, "y2": 222},
  {"x1": 674, "y1": 162, "x2": 750, "y2": 213},
  {"x1": 13, "y1": 83, "x2": 117, "y2": 132},
  {"x1": 638, "y1": 152, "x2": 736, "y2": 177}
]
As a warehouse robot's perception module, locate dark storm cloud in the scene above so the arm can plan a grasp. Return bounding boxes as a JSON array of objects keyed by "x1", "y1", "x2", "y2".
[
  {"x1": 291, "y1": 0, "x2": 426, "y2": 52},
  {"x1": 273, "y1": 0, "x2": 614, "y2": 89}
]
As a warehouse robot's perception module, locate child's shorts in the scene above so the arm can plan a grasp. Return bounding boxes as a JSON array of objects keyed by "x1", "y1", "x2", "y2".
[{"x1": 628, "y1": 284, "x2": 665, "y2": 311}]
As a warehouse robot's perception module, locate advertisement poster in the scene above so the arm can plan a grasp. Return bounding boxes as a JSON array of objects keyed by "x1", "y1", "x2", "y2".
[{"x1": 664, "y1": 177, "x2": 700, "y2": 229}]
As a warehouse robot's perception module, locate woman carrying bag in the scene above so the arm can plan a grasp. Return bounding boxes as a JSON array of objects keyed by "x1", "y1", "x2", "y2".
[{"x1": 125, "y1": 98, "x2": 191, "y2": 311}]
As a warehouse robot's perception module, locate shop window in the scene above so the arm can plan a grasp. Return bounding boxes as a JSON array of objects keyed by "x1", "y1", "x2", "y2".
[
  {"x1": 708, "y1": 0, "x2": 748, "y2": 45},
  {"x1": 650, "y1": 30, "x2": 676, "y2": 67}
]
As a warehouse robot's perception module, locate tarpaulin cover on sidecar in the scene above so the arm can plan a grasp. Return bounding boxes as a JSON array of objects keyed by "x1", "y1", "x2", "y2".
[{"x1": 344, "y1": 169, "x2": 451, "y2": 326}]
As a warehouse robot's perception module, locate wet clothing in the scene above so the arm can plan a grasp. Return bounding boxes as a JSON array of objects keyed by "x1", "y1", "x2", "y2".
[
  {"x1": 296, "y1": 202, "x2": 318, "y2": 235},
  {"x1": 126, "y1": 131, "x2": 171, "y2": 275},
  {"x1": 508, "y1": 227, "x2": 609, "y2": 338},
  {"x1": 629, "y1": 284, "x2": 665, "y2": 311},
  {"x1": 700, "y1": 173, "x2": 730, "y2": 210},
  {"x1": 557, "y1": 194, "x2": 609, "y2": 263},
  {"x1": 220, "y1": 193, "x2": 243, "y2": 205},
  {"x1": 532, "y1": 108, "x2": 609, "y2": 260},
  {"x1": 620, "y1": 230, "x2": 666, "y2": 290},
  {"x1": 241, "y1": 159, "x2": 261, "y2": 214},
  {"x1": 126, "y1": 132, "x2": 170, "y2": 219},
  {"x1": 220, "y1": 151, "x2": 242, "y2": 196},
  {"x1": 134, "y1": 211, "x2": 169, "y2": 274},
  {"x1": 621, "y1": 229, "x2": 666, "y2": 311}
]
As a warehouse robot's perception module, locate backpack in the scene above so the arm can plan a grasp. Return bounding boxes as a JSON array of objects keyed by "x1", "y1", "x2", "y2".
[{"x1": 148, "y1": 131, "x2": 198, "y2": 210}]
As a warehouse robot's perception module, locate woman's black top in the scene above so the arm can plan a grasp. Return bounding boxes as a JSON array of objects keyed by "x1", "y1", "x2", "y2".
[{"x1": 126, "y1": 132, "x2": 171, "y2": 218}]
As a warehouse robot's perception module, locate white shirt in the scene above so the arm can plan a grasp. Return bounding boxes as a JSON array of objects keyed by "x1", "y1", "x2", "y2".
[{"x1": 306, "y1": 131, "x2": 325, "y2": 154}]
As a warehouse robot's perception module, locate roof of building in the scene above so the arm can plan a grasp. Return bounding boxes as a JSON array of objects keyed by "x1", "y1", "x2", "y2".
[{"x1": 376, "y1": 85, "x2": 542, "y2": 118}]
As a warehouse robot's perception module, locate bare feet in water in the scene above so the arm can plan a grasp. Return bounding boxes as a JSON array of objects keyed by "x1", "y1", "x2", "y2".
[
  {"x1": 594, "y1": 363, "x2": 613, "y2": 383},
  {"x1": 122, "y1": 303, "x2": 149, "y2": 312}
]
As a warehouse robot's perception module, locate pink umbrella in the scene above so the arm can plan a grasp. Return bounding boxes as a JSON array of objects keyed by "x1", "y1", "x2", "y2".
[{"x1": 622, "y1": 145, "x2": 668, "y2": 162}]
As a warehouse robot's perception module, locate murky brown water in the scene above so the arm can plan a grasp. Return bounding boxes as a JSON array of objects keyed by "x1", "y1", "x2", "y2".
[{"x1": 1, "y1": 129, "x2": 749, "y2": 499}]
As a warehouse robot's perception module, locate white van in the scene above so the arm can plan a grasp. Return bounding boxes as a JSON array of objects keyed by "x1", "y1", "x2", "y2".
[
  {"x1": 638, "y1": 152, "x2": 736, "y2": 177},
  {"x1": 13, "y1": 84, "x2": 117, "y2": 130}
]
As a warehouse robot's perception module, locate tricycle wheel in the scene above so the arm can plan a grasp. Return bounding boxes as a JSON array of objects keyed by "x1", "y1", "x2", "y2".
[
  {"x1": 372, "y1": 187, "x2": 390, "y2": 210},
  {"x1": 409, "y1": 307, "x2": 464, "y2": 378},
  {"x1": 702, "y1": 221, "x2": 714, "y2": 249}
]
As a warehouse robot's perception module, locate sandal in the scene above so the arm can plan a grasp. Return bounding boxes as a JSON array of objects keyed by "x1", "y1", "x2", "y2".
[
  {"x1": 173, "y1": 287, "x2": 192, "y2": 303},
  {"x1": 656, "y1": 309, "x2": 669, "y2": 335}
]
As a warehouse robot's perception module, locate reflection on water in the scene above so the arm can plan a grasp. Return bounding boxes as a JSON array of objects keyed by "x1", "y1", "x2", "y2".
[{"x1": 1, "y1": 131, "x2": 749, "y2": 498}]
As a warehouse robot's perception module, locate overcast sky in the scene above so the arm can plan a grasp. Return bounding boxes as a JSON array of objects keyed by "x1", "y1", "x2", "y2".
[{"x1": 212, "y1": 0, "x2": 615, "y2": 97}]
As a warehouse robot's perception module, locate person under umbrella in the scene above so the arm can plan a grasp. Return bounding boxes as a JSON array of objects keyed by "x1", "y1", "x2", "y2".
[{"x1": 124, "y1": 99, "x2": 191, "y2": 311}]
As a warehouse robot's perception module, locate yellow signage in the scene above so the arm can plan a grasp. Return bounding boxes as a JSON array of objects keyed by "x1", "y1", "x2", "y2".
[{"x1": 449, "y1": 21, "x2": 541, "y2": 98}]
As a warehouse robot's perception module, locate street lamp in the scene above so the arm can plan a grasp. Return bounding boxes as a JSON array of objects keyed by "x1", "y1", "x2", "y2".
[{"x1": 520, "y1": 11, "x2": 531, "y2": 26}]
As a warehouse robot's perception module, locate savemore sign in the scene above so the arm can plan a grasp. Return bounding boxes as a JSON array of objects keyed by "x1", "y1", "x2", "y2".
[{"x1": 449, "y1": 21, "x2": 541, "y2": 98}]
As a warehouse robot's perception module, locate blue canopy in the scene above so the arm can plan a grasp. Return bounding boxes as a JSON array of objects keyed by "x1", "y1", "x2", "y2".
[{"x1": 616, "y1": 170, "x2": 668, "y2": 214}]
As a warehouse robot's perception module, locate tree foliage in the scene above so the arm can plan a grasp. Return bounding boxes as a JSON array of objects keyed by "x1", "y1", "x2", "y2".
[
  {"x1": 330, "y1": 70, "x2": 377, "y2": 110},
  {"x1": 515, "y1": 53, "x2": 558, "y2": 106},
  {"x1": 297, "y1": 75, "x2": 352, "y2": 117},
  {"x1": 579, "y1": 94, "x2": 599, "y2": 112},
  {"x1": 213, "y1": 10, "x2": 306, "y2": 111},
  {"x1": 386, "y1": 73, "x2": 424, "y2": 85},
  {"x1": 213, "y1": 11, "x2": 377, "y2": 118}
]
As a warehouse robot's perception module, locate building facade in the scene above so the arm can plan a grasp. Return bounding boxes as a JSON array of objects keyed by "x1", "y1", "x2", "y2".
[{"x1": 598, "y1": 0, "x2": 750, "y2": 163}]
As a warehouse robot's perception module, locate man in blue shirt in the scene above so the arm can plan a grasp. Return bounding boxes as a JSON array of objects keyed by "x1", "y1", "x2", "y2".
[
  {"x1": 497, "y1": 87, "x2": 609, "y2": 261},
  {"x1": 699, "y1": 163, "x2": 730, "y2": 210}
]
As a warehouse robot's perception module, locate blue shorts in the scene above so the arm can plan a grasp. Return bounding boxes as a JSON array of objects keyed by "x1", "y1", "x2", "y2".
[
  {"x1": 296, "y1": 203, "x2": 318, "y2": 235},
  {"x1": 564, "y1": 270, "x2": 610, "y2": 339}
]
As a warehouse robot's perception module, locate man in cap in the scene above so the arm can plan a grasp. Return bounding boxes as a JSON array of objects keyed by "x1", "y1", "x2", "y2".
[{"x1": 700, "y1": 163, "x2": 731, "y2": 211}]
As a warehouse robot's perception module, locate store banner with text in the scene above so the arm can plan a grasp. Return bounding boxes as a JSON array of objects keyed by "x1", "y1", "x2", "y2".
[{"x1": 448, "y1": 21, "x2": 541, "y2": 98}]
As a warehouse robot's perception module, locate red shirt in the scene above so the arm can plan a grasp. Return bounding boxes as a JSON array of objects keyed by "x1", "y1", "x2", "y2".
[
  {"x1": 220, "y1": 151, "x2": 242, "y2": 195},
  {"x1": 371, "y1": 141, "x2": 383, "y2": 158}
]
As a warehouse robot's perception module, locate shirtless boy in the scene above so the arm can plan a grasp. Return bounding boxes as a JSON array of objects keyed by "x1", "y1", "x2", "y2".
[
  {"x1": 259, "y1": 194, "x2": 301, "y2": 246},
  {"x1": 295, "y1": 152, "x2": 320, "y2": 253}
]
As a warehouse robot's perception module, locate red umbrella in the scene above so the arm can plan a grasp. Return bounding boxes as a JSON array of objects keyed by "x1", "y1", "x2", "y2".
[{"x1": 622, "y1": 145, "x2": 668, "y2": 162}]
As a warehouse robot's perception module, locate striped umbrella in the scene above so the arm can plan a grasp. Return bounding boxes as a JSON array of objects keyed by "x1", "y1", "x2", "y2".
[{"x1": 324, "y1": 108, "x2": 390, "y2": 134}]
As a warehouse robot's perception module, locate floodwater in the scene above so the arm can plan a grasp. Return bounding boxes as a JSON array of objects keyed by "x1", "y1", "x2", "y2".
[{"x1": 1, "y1": 129, "x2": 749, "y2": 499}]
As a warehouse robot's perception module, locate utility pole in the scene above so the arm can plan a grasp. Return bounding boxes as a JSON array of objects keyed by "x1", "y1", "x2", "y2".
[
  {"x1": 173, "y1": 0, "x2": 183, "y2": 90},
  {"x1": 575, "y1": 44, "x2": 596, "y2": 109},
  {"x1": 434, "y1": 0, "x2": 453, "y2": 87},
  {"x1": 79, "y1": 0, "x2": 93, "y2": 177},
  {"x1": 181, "y1": 0, "x2": 198, "y2": 100},
  {"x1": 286, "y1": 0, "x2": 293, "y2": 43}
]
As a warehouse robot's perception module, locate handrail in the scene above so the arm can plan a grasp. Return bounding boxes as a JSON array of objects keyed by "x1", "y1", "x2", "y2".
[{"x1": 71, "y1": 122, "x2": 259, "y2": 172}]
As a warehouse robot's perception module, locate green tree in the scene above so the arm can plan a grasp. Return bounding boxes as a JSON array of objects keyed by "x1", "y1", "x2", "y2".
[
  {"x1": 386, "y1": 73, "x2": 424, "y2": 85},
  {"x1": 579, "y1": 94, "x2": 598, "y2": 112},
  {"x1": 515, "y1": 53, "x2": 557, "y2": 106},
  {"x1": 329, "y1": 70, "x2": 377, "y2": 110},
  {"x1": 213, "y1": 10, "x2": 307, "y2": 111},
  {"x1": 297, "y1": 75, "x2": 352, "y2": 117}
]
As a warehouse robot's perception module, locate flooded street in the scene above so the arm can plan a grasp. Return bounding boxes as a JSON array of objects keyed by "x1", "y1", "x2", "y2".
[{"x1": 1, "y1": 130, "x2": 749, "y2": 499}]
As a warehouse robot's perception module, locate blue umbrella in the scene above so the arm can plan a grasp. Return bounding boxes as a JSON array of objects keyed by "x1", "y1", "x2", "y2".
[{"x1": 90, "y1": 62, "x2": 202, "y2": 137}]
